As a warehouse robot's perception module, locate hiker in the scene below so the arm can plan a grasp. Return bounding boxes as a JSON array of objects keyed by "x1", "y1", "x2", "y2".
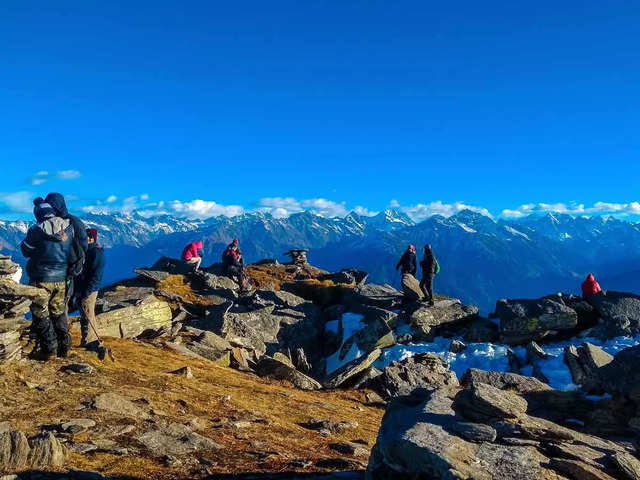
[
  {"x1": 420, "y1": 244, "x2": 439, "y2": 306},
  {"x1": 582, "y1": 273, "x2": 602, "y2": 299},
  {"x1": 20, "y1": 198, "x2": 75, "y2": 360},
  {"x1": 222, "y1": 238, "x2": 248, "y2": 291},
  {"x1": 182, "y1": 240, "x2": 204, "y2": 272},
  {"x1": 76, "y1": 228, "x2": 107, "y2": 359},
  {"x1": 395, "y1": 244, "x2": 417, "y2": 276}
]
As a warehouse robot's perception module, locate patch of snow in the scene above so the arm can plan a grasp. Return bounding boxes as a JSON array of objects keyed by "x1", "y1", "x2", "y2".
[
  {"x1": 504, "y1": 226, "x2": 531, "y2": 241},
  {"x1": 456, "y1": 222, "x2": 477, "y2": 233},
  {"x1": 325, "y1": 320, "x2": 339, "y2": 334},
  {"x1": 325, "y1": 313, "x2": 367, "y2": 375},
  {"x1": 341, "y1": 313, "x2": 367, "y2": 340},
  {"x1": 326, "y1": 342, "x2": 364, "y2": 375}
]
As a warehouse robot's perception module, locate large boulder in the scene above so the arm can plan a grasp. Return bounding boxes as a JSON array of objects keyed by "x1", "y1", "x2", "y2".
[
  {"x1": 589, "y1": 344, "x2": 640, "y2": 403},
  {"x1": 94, "y1": 294, "x2": 173, "y2": 339},
  {"x1": 460, "y1": 369, "x2": 551, "y2": 394},
  {"x1": 587, "y1": 291, "x2": 640, "y2": 338},
  {"x1": 343, "y1": 283, "x2": 402, "y2": 310},
  {"x1": 409, "y1": 300, "x2": 479, "y2": 340},
  {"x1": 325, "y1": 348, "x2": 382, "y2": 389},
  {"x1": 366, "y1": 388, "x2": 559, "y2": 480},
  {"x1": 496, "y1": 297, "x2": 578, "y2": 345},
  {"x1": 317, "y1": 269, "x2": 369, "y2": 286},
  {"x1": 256, "y1": 355, "x2": 322, "y2": 390},
  {"x1": 372, "y1": 353, "x2": 459, "y2": 398},
  {"x1": 401, "y1": 274, "x2": 424, "y2": 302},
  {"x1": 564, "y1": 343, "x2": 613, "y2": 389},
  {"x1": 0, "y1": 430, "x2": 66, "y2": 471}
]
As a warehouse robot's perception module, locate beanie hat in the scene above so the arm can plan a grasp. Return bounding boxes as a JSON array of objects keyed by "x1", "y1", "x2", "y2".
[
  {"x1": 86, "y1": 228, "x2": 98, "y2": 240},
  {"x1": 232, "y1": 238, "x2": 239, "y2": 246},
  {"x1": 34, "y1": 201, "x2": 56, "y2": 223}
]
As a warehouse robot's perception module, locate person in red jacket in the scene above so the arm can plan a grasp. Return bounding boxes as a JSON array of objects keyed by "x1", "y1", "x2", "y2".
[
  {"x1": 582, "y1": 273, "x2": 602, "y2": 299},
  {"x1": 182, "y1": 241, "x2": 204, "y2": 272}
]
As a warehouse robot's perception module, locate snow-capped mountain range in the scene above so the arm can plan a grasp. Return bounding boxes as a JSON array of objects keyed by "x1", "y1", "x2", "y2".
[{"x1": 2, "y1": 209, "x2": 639, "y2": 313}]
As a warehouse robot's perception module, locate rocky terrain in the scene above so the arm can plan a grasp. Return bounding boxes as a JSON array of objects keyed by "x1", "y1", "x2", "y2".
[{"x1": 1, "y1": 252, "x2": 640, "y2": 479}]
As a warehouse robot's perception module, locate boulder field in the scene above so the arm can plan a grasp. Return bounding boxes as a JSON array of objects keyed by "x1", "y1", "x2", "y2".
[{"x1": 1, "y1": 255, "x2": 640, "y2": 479}]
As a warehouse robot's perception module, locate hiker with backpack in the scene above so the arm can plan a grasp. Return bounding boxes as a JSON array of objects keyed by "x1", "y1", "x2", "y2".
[
  {"x1": 20, "y1": 198, "x2": 76, "y2": 360},
  {"x1": 75, "y1": 228, "x2": 107, "y2": 359},
  {"x1": 182, "y1": 240, "x2": 204, "y2": 272},
  {"x1": 222, "y1": 238, "x2": 249, "y2": 292},
  {"x1": 420, "y1": 244, "x2": 439, "y2": 306},
  {"x1": 395, "y1": 244, "x2": 417, "y2": 276}
]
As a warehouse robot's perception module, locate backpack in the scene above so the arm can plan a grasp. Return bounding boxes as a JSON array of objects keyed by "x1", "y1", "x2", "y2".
[
  {"x1": 435, "y1": 259, "x2": 440, "y2": 274},
  {"x1": 67, "y1": 225, "x2": 86, "y2": 278}
]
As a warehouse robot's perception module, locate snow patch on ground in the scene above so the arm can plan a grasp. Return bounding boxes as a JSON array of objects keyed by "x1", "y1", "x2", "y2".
[
  {"x1": 325, "y1": 313, "x2": 367, "y2": 375},
  {"x1": 374, "y1": 334, "x2": 640, "y2": 391}
]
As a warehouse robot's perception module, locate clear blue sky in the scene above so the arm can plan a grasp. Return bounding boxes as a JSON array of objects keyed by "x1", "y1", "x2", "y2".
[{"x1": 1, "y1": 1, "x2": 640, "y2": 220}]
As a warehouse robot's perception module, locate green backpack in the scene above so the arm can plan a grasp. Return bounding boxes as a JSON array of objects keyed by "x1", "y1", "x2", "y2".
[{"x1": 435, "y1": 259, "x2": 440, "y2": 274}]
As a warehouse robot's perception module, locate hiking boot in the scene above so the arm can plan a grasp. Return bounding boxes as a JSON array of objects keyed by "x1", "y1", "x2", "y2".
[
  {"x1": 29, "y1": 348, "x2": 53, "y2": 362},
  {"x1": 86, "y1": 340, "x2": 107, "y2": 361}
]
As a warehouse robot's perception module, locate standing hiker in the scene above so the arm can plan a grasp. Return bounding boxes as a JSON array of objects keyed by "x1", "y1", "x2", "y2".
[
  {"x1": 21, "y1": 198, "x2": 75, "y2": 360},
  {"x1": 182, "y1": 240, "x2": 204, "y2": 272},
  {"x1": 395, "y1": 244, "x2": 417, "y2": 276},
  {"x1": 582, "y1": 273, "x2": 602, "y2": 299},
  {"x1": 76, "y1": 228, "x2": 107, "y2": 359},
  {"x1": 420, "y1": 244, "x2": 439, "y2": 306}
]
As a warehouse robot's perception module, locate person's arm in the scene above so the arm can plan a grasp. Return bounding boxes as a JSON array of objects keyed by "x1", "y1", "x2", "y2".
[
  {"x1": 20, "y1": 227, "x2": 42, "y2": 258},
  {"x1": 395, "y1": 253, "x2": 404, "y2": 270},
  {"x1": 72, "y1": 216, "x2": 89, "y2": 252}
]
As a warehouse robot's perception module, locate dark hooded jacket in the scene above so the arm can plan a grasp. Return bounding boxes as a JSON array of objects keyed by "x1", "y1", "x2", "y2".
[
  {"x1": 21, "y1": 216, "x2": 75, "y2": 283},
  {"x1": 420, "y1": 246, "x2": 437, "y2": 277},
  {"x1": 76, "y1": 243, "x2": 105, "y2": 296},
  {"x1": 45, "y1": 193, "x2": 88, "y2": 253},
  {"x1": 396, "y1": 250, "x2": 417, "y2": 276}
]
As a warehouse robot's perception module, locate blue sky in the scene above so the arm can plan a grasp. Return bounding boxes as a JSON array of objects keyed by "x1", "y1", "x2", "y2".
[{"x1": 1, "y1": 1, "x2": 640, "y2": 221}]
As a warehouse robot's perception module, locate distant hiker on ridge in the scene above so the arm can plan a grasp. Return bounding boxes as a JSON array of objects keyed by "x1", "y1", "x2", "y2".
[
  {"x1": 420, "y1": 244, "x2": 439, "y2": 307},
  {"x1": 76, "y1": 228, "x2": 107, "y2": 360},
  {"x1": 182, "y1": 240, "x2": 204, "y2": 272},
  {"x1": 582, "y1": 273, "x2": 602, "y2": 299},
  {"x1": 20, "y1": 198, "x2": 75, "y2": 360},
  {"x1": 222, "y1": 238, "x2": 249, "y2": 292},
  {"x1": 395, "y1": 244, "x2": 417, "y2": 277}
]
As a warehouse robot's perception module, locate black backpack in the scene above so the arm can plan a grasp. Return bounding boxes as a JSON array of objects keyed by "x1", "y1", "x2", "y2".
[{"x1": 67, "y1": 225, "x2": 86, "y2": 278}]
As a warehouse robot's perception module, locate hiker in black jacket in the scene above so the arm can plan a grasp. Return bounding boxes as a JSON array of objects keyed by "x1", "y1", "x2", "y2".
[
  {"x1": 21, "y1": 199, "x2": 75, "y2": 359},
  {"x1": 395, "y1": 245, "x2": 417, "y2": 276},
  {"x1": 420, "y1": 244, "x2": 437, "y2": 306},
  {"x1": 76, "y1": 228, "x2": 107, "y2": 359}
]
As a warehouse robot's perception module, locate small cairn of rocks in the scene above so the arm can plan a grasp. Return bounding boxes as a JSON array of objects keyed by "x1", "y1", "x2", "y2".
[{"x1": 284, "y1": 249, "x2": 308, "y2": 266}]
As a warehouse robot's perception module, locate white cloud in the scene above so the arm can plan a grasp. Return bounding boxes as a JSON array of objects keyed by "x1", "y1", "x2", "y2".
[
  {"x1": 300, "y1": 198, "x2": 348, "y2": 218},
  {"x1": 140, "y1": 193, "x2": 150, "y2": 201},
  {"x1": 168, "y1": 199, "x2": 243, "y2": 219},
  {"x1": 0, "y1": 191, "x2": 35, "y2": 214},
  {"x1": 353, "y1": 206, "x2": 379, "y2": 217},
  {"x1": 258, "y1": 197, "x2": 304, "y2": 217},
  {"x1": 106, "y1": 195, "x2": 118, "y2": 203},
  {"x1": 30, "y1": 169, "x2": 82, "y2": 185},
  {"x1": 397, "y1": 201, "x2": 492, "y2": 222},
  {"x1": 500, "y1": 201, "x2": 640, "y2": 218}
]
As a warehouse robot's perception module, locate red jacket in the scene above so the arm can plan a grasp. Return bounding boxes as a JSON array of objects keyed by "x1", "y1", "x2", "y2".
[
  {"x1": 182, "y1": 241, "x2": 203, "y2": 261},
  {"x1": 582, "y1": 274, "x2": 602, "y2": 299}
]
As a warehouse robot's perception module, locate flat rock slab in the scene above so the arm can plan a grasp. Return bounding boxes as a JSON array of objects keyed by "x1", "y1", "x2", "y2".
[
  {"x1": 136, "y1": 423, "x2": 221, "y2": 456},
  {"x1": 92, "y1": 393, "x2": 150, "y2": 419},
  {"x1": 95, "y1": 295, "x2": 172, "y2": 339}
]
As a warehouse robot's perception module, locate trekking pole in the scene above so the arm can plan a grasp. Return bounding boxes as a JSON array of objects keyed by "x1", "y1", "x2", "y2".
[{"x1": 88, "y1": 320, "x2": 116, "y2": 363}]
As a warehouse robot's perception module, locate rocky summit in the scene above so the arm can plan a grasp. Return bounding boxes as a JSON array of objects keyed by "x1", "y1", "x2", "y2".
[{"x1": 1, "y1": 253, "x2": 640, "y2": 479}]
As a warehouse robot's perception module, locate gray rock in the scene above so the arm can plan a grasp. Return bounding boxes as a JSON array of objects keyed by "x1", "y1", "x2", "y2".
[
  {"x1": 170, "y1": 366, "x2": 193, "y2": 379},
  {"x1": 455, "y1": 383, "x2": 528, "y2": 421},
  {"x1": 401, "y1": 274, "x2": 424, "y2": 302},
  {"x1": 564, "y1": 343, "x2": 613, "y2": 389},
  {"x1": 587, "y1": 291, "x2": 640, "y2": 338},
  {"x1": 0, "y1": 430, "x2": 65, "y2": 471},
  {"x1": 344, "y1": 283, "x2": 402, "y2": 310},
  {"x1": 411, "y1": 302, "x2": 479, "y2": 340},
  {"x1": 61, "y1": 363, "x2": 95, "y2": 374},
  {"x1": 373, "y1": 352, "x2": 458, "y2": 398},
  {"x1": 325, "y1": 348, "x2": 382, "y2": 389},
  {"x1": 60, "y1": 418, "x2": 96, "y2": 434},
  {"x1": 449, "y1": 340, "x2": 467, "y2": 353},
  {"x1": 613, "y1": 452, "x2": 640, "y2": 480},
  {"x1": 301, "y1": 419, "x2": 358, "y2": 433},
  {"x1": 92, "y1": 393, "x2": 150, "y2": 419},
  {"x1": 550, "y1": 457, "x2": 618, "y2": 480},
  {"x1": 450, "y1": 422, "x2": 497, "y2": 443},
  {"x1": 137, "y1": 423, "x2": 221, "y2": 456},
  {"x1": 590, "y1": 344, "x2": 640, "y2": 402},
  {"x1": 460, "y1": 369, "x2": 551, "y2": 394},
  {"x1": 496, "y1": 297, "x2": 578, "y2": 345},
  {"x1": 462, "y1": 317, "x2": 500, "y2": 343},
  {"x1": 134, "y1": 268, "x2": 170, "y2": 283},
  {"x1": 255, "y1": 356, "x2": 322, "y2": 390}
]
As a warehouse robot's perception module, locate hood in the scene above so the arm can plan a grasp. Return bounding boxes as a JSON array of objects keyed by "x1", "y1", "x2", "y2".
[
  {"x1": 44, "y1": 193, "x2": 69, "y2": 217},
  {"x1": 39, "y1": 217, "x2": 71, "y2": 236},
  {"x1": 34, "y1": 202, "x2": 56, "y2": 223},
  {"x1": 586, "y1": 273, "x2": 595, "y2": 282},
  {"x1": 195, "y1": 241, "x2": 203, "y2": 249}
]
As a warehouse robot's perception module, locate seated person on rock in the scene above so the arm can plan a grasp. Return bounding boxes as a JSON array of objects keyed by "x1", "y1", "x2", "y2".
[
  {"x1": 182, "y1": 240, "x2": 204, "y2": 272},
  {"x1": 20, "y1": 198, "x2": 75, "y2": 360},
  {"x1": 222, "y1": 238, "x2": 249, "y2": 291},
  {"x1": 582, "y1": 273, "x2": 602, "y2": 299},
  {"x1": 75, "y1": 228, "x2": 107, "y2": 360}
]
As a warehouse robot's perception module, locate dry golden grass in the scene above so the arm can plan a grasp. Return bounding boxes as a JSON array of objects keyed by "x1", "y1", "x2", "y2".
[
  {"x1": 156, "y1": 274, "x2": 216, "y2": 306},
  {"x1": 0, "y1": 327, "x2": 383, "y2": 479}
]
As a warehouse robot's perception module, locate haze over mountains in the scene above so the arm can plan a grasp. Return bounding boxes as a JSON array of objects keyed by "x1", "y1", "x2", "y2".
[{"x1": 2, "y1": 209, "x2": 639, "y2": 313}]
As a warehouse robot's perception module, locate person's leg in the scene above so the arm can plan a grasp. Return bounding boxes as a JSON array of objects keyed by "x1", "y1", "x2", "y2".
[
  {"x1": 49, "y1": 282, "x2": 70, "y2": 358},
  {"x1": 81, "y1": 291, "x2": 99, "y2": 346},
  {"x1": 419, "y1": 278, "x2": 428, "y2": 298},
  {"x1": 29, "y1": 282, "x2": 58, "y2": 357},
  {"x1": 194, "y1": 256, "x2": 202, "y2": 271},
  {"x1": 427, "y1": 274, "x2": 434, "y2": 304}
]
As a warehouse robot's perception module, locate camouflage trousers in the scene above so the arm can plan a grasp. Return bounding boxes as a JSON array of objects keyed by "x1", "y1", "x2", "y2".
[{"x1": 29, "y1": 281, "x2": 71, "y2": 356}]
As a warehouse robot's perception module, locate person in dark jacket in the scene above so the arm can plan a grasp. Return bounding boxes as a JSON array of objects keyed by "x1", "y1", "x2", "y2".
[
  {"x1": 76, "y1": 228, "x2": 107, "y2": 359},
  {"x1": 21, "y1": 198, "x2": 75, "y2": 359},
  {"x1": 222, "y1": 239, "x2": 249, "y2": 291},
  {"x1": 395, "y1": 244, "x2": 417, "y2": 276},
  {"x1": 45, "y1": 193, "x2": 88, "y2": 254},
  {"x1": 420, "y1": 244, "x2": 438, "y2": 306}
]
